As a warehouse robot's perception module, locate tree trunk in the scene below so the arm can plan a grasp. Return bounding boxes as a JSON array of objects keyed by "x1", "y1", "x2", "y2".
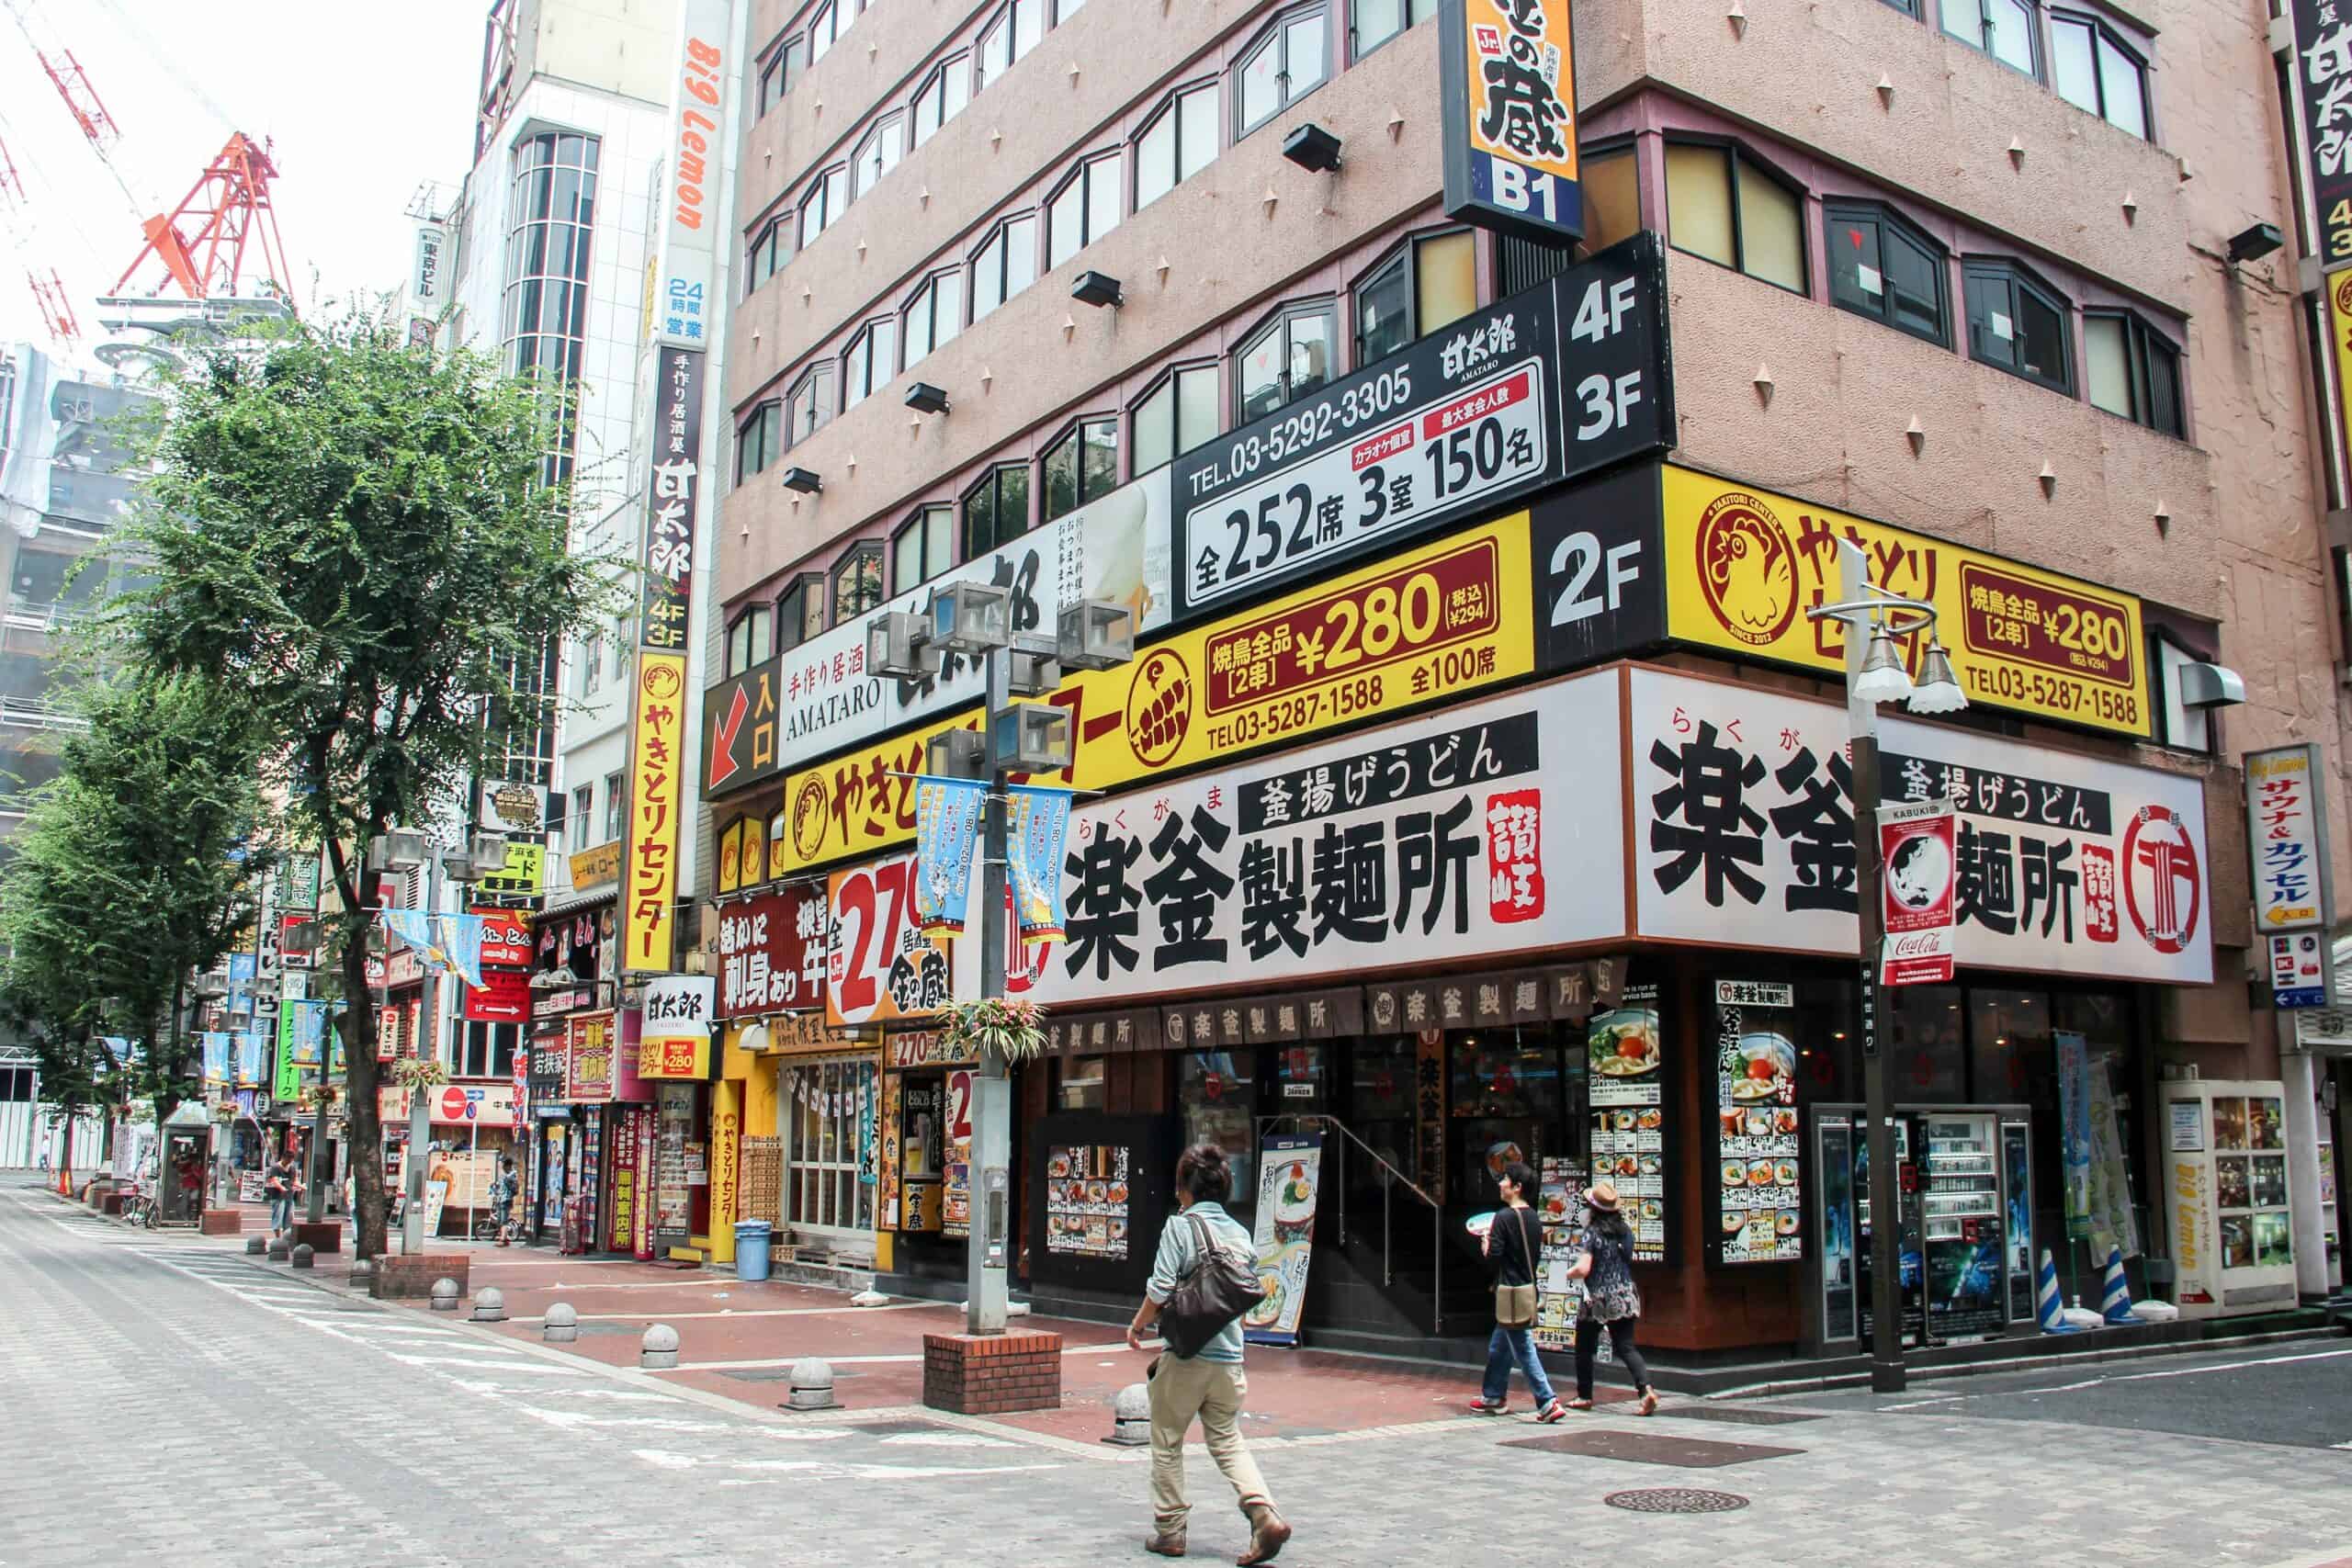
[
  {"x1": 58, "y1": 1117, "x2": 74, "y2": 1195},
  {"x1": 340, "y1": 911, "x2": 388, "y2": 1259}
]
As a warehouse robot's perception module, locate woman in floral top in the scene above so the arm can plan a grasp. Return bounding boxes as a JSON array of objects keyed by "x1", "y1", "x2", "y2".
[{"x1": 1566, "y1": 1182, "x2": 1658, "y2": 1415}]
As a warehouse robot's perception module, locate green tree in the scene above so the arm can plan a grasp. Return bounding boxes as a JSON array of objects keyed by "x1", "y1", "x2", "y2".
[{"x1": 107, "y1": 310, "x2": 616, "y2": 1258}]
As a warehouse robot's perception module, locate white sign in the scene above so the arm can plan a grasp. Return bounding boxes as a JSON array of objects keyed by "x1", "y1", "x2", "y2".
[
  {"x1": 2269, "y1": 930, "x2": 2329, "y2": 1008},
  {"x1": 412, "y1": 223, "x2": 444, "y2": 304},
  {"x1": 2245, "y1": 744, "x2": 2329, "y2": 932},
  {"x1": 654, "y1": 0, "x2": 735, "y2": 347},
  {"x1": 1879, "y1": 797, "x2": 1956, "y2": 987},
  {"x1": 1630, "y1": 669, "x2": 2213, "y2": 985},
  {"x1": 2168, "y1": 1100, "x2": 2205, "y2": 1152},
  {"x1": 641, "y1": 976, "x2": 715, "y2": 1040},
  {"x1": 1713, "y1": 980, "x2": 1792, "y2": 1008},
  {"x1": 1008, "y1": 671, "x2": 1625, "y2": 1004},
  {"x1": 478, "y1": 779, "x2": 548, "y2": 837}
]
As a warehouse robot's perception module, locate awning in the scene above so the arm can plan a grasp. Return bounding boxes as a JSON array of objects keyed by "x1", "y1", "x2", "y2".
[{"x1": 535, "y1": 886, "x2": 617, "y2": 924}]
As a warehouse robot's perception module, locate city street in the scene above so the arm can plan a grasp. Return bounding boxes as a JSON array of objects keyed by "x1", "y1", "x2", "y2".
[{"x1": 6, "y1": 1184, "x2": 2352, "y2": 1568}]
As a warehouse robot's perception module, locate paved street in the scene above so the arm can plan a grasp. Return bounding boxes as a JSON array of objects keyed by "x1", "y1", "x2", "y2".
[{"x1": 6, "y1": 1183, "x2": 2352, "y2": 1568}]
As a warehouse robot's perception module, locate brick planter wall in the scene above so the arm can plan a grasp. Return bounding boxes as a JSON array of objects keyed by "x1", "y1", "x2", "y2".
[
  {"x1": 922, "y1": 1331, "x2": 1063, "y2": 1415},
  {"x1": 198, "y1": 1210, "x2": 243, "y2": 1235},
  {"x1": 369, "y1": 1253, "x2": 469, "y2": 1300},
  {"x1": 288, "y1": 1220, "x2": 341, "y2": 1255}
]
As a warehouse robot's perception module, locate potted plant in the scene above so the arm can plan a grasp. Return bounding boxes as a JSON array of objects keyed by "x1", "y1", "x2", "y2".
[
  {"x1": 392, "y1": 1056, "x2": 448, "y2": 1091},
  {"x1": 939, "y1": 998, "x2": 1048, "y2": 1065}
]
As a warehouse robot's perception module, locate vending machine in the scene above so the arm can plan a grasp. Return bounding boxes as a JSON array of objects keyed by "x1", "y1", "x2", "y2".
[
  {"x1": 2159, "y1": 1078, "x2": 2297, "y2": 1318},
  {"x1": 1814, "y1": 1104, "x2": 2036, "y2": 1349}
]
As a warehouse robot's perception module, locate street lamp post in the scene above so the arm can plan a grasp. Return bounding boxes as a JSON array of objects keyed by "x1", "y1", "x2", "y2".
[{"x1": 1805, "y1": 537, "x2": 1967, "y2": 1395}]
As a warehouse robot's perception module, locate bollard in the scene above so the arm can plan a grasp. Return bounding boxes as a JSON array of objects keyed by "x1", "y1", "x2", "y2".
[
  {"x1": 542, "y1": 1302, "x2": 579, "y2": 1344},
  {"x1": 266, "y1": 1235, "x2": 290, "y2": 1261},
  {"x1": 1104, "y1": 1382, "x2": 1151, "y2": 1447},
  {"x1": 640, "y1": 1323, "x2": 681, "y2": 1370},
  {"x1": 429, "y1": 1277, "x2": 462, "y2": 1313},
  {"x1": 290, "y1": 1244, "x2": 315, "y2": 1269},
  {"x1": 245, "y1": 1235, "x2": 267, "y2": 1255},
  {"x1": 784, "y1": 1357, "x2": 840, "y2": 1412},
  {"x1": 471, "y1": 1287, "x2": 507, "y2": 1323}
]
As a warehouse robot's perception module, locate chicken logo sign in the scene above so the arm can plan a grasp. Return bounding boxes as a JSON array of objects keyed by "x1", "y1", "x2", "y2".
[{"x1": 1692, "y1": 491, "x2": 1798, "y2": 649}]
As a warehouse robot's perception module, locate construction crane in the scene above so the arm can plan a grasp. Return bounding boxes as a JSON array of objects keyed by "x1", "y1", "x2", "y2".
[{"x1": 113, "y1": 131, "x2": 293, "y2": 304}]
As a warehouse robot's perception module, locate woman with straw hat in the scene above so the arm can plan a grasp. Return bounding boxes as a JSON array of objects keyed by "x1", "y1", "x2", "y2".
[{"x1": 1565, "y1": 1182, "x2": 1658, "y2": 1415}]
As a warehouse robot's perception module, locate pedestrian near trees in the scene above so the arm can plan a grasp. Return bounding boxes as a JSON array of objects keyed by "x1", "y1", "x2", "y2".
[
  {"x1": 266, "y1": 1151, "x2": 300, "y2": 1237},
  {"x1": 1566, "y1": 1181, "x2": 1659, "y2": 1415},
  {"x1": 1468, "y1": 1161, "x2": 1566, "y2": 1421}
]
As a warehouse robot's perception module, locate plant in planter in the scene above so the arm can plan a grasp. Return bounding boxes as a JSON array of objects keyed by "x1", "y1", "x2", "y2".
[
  {"x1": 391, "y1": 1056, "x2": 448, "y2": 1092},
  {"x1": 939, "y1": 998, "x2": 1047, "y2": 1065}
]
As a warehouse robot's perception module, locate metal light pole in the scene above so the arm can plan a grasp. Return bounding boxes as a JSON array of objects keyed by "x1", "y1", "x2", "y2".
[
  {"x1": 1807, "y1": 538, "x2": 1967, "y2": 1395},
  {"x1": 967, "y1": 651, "x2": 1016, "y2": 1337}
]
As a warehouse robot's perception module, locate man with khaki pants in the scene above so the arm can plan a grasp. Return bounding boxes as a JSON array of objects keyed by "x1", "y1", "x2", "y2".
[{"x1": 1126, "y1": 1143, "x2": 1290, "y2": 1564}]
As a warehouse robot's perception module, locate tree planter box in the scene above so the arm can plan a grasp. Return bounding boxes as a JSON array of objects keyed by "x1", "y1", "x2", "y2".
[
  {"x1": 288, "y1": 1220, "x2": 341, "y2": 1255},
  {"x1": 369, "y1": 1253, "x2": 469, "y2": 1300},
  {"x1": 922, "y1": 1330, "x2": 1063, "y2": 1416},
  {"x1": 198, "y1": 1210, "x2": 243, "y2": 1235}
]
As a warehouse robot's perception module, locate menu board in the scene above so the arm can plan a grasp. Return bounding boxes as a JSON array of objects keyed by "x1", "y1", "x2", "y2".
[
  {"x1": 1587, "y1": 982, "x2": 1664, "y2": 1260},
  {"x1": 1532, "y1": 1156, "x2": 1589, "y2": 1352},
  {"x1": 1714, "y1": 987, "x2": 1801, "y2": 1264},
  {"x1": 2213, "y1": 1094, "x2": 2293, "y2": 1270},
  {"x1": 1045, "y1": 1141, "x2": 1131, "y2": 1261}
]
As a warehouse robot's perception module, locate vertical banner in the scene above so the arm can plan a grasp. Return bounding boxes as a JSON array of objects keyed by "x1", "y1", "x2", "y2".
[
  {"x1": 639, "y1": 976, "x2": 716, "y2": 1078},
  {"x1": 201, "y1": 1032, "x2": 232, "y2": 1088},
  {"x1": 433, "y1": 912, "x2": 488, "y2": 989},
  {"x1": 2056, "y1": 1029, "x2": 2093, "y2": 1240},
  {"x1": 236, "y1": 1026, "x2": 266, "y2": 1089},
  {"x1": 281, "y1": 848, "x2": 322, "y2": 913},
  {"x1": 1878, "y1": 799, "x2": 1957, "y2": 986},
  {"x1": 1242, "y1": 1133, "x2": 1323, "y2": 1347},
  {"x1": 709, "y1": 1077, "x2": 741, "y2": 1263},
  {"x1": 2294, "y1": 0, "x2": 2352, "y2": 267},
  {"x1": 274, "y1": 1000, "x2": 303, "y2": 1101},
  {"x1": 656, "y1": 0, "x2": 732, "y2": 348},
  {"x1": 912, "y1": 776, "x2": 987, "y2": 937},
  {"x1": 1005, "y1": 786, "x2": 1073, "y2": 947},
  {"x1": 2085, "y1": 1058, "x2": 2140, "y2": 1260},
  {"x1": 622, "y1": 652, "x2": 690, "y2": 974},
  {"x1": 2328, "y1": 275, "x2": 2352, "y2": 474},
  {"x1": 1440, "y1": 0, "x2": 1581, "y2": 242},
  {"x1": 2244, "y1": 743, "x2": 2332, "y2": 933}
]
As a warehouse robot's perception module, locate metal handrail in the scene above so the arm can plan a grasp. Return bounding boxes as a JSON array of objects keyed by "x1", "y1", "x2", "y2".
[{"x1": 1258, "y1": 1111, "x2": 1445, "y2": 1335}]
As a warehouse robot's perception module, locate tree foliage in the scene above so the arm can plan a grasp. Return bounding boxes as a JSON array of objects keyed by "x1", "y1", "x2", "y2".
[{"x1": 106, "y1": 309, "x2": 618, "y2": 1257}]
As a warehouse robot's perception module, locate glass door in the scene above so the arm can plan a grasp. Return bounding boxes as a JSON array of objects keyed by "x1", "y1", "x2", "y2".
[{"x1": 782, "y1": 1057, "x2": 879, "y2": 1238}]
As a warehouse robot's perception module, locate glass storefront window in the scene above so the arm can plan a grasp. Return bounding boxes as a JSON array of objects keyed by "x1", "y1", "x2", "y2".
[
  {"x1": 783, "y1": 1057, "x2": 877, "y2": 1234},
  {"x1": 1058, "y1": 1055, "x2": 1107, "y2": 1110},
  {"x1": 1890, "y1": 986, "x2": 1967, "y2": 1101},
  {"x1": 1968, "y1": 990, "x2": 2052, "y2": 1109},
  {"x1": 1449, "y1": 1028, "x2": 1579, "y2": 1213},
  {"x1": 1178, "y1": 1049, "x2": 1257, "y2": 1208}
]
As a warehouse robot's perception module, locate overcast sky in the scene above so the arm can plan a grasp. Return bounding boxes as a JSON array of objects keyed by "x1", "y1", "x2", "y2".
[{"x1": 0, "y1": 0, "x2": 484, "y2": 357}]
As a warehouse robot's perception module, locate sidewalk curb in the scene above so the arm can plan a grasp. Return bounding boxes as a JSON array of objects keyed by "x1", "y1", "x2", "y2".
[{"x1": 1716, "y1": 1323, "x2": 2349, "y2": 1400}]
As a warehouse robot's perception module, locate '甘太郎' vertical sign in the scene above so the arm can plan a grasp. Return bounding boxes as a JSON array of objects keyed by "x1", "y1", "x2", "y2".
[{"x1": 1439, "y1": 0, "x2": 1581, "y2": 243}]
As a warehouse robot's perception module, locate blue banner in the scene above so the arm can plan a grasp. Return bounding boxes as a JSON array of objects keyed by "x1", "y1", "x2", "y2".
[
  {"x1": 2055, "y1": 1028, "x2": 2091, "y2": 1240},
  {"x1": 235, "y1": 1027, "x2": 267, "y2": 1088},
  {"x1": 1006, "y1": 786, "x2": 1073, "y2": 949},
  {"x1": 288, "y1": 998, "x2": 331, "y2": 1066},
  {"x1": 433, "y1": 912, "x2": 487, "y2": 989},
  {"x1": 201, "y1": 1031, "x2": 232, "y2": 1086},
  {"x1": 227, "y1": 953, "x2": 256, "y2": 983},
  {"x1": 913, "y1": 776, "x2": 987, "y2": 938}
]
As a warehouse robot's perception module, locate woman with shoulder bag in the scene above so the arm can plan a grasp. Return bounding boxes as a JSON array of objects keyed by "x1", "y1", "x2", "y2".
[
  {"x1": 1125, "y1": 1143, "x2": 1292, "y2": 1564},
  {"x1": 1468, "y1": 1162, "x2": 1566, "y2": 1421},
  {"x1": 1565, "y1": 1181, "x2": 1659, "y2": 1415}
]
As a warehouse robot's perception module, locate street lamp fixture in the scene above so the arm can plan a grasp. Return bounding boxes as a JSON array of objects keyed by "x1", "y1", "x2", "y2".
[
  {"x1": 1282, "y1": 122, "x2": 1343, "y2": 172},
  {"x1": 990, "y1": 703, "x2": 1070, "y2": 773},
  {"x1": 1056, "y1": 600, "x2": 1136, "y2": 671},
  {"x1": 1905, "y1": 639, "x2": 1967, "y2": 715},
  {"x1": 932, "y1": 581, "x2": 1012, "y2": 656},
  {"x1": 780, "y1": 466, "x2": 822, "y2": 494},
  {"x1": 924, "y1": 728, "x2": 986, "y2": 780},
  {"x1": 1850, "y1": 628, "x2": 1915, "y2": 705},
  {"x1": 368, "y1": 829, "x2": 427, "y2": 872},
  {"x1": 904, "y1": 381, "x2": 951, "y2": 415},
  {"x1": 867, "y1": 610, "x2": 942, "y2": 682},
  {"x1": 1070, "y1": 270, "x2": 1124, "y2": 309}
]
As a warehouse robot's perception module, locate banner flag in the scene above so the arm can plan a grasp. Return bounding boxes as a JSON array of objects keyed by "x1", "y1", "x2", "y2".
[
  {"x1": 201, "y1": 1032, "x2": 232, "y2": 1087},
  {"x1": 1006, "y1": 786, "x2": 1074, "y2": 949},
  {"x1": 912, "y1": 775, "x2": 987, "y2": 938},
  {"x1": 433, "y1": 912, "x2": 488, "y2": 989}
]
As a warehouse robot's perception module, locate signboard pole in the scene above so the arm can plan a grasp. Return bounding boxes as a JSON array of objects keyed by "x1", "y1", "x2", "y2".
[{"x1": 968, "y1": 715, "x2": 1013, "y2": 1337}]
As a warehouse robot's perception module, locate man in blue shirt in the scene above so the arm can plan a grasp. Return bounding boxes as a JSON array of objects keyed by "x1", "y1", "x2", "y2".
[{"x1": 1126, "y1": 1143, "x2": 1292, "y2": 1563}]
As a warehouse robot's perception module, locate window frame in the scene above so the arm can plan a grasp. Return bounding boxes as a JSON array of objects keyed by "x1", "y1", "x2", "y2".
[
  {"x1": 1046, "y1": 152, "x2": 1123, "y2": 271},
  {"x1": 1347, "y1": 225, "x2": 1478, "y2": 368},
  {"x1": 1942, "y1": 0, "x2": 2041, "y2": 80},
  {"x1": 831, "y1": 540, "x2": 887, "y2": 624},
  {"x1": 1962, "y1": 257, "x2": 2076, "y2": 396},
  {"x1": 842, "y1": 316, "x2": 899, "y2": 411},
  {"x1": 757, "y1": 36, "x2": 803, "y2": 117},
  {"x1": 775, "y1": 571, "x2": 825, "y2": 652},
  {"x1": 912, "y1": 51, "x2": 973, "y2": 147},
  {"x1": 799, "y1": 164, "x2": 849, "y2": 250},
  {"x1": 2049, "y1": 9, "x2": 2151, "y2": 140},
  {"x1": 893, "y1": 503, "x2": 956, "y2": 592},
  {"x1": 1133, "y1": 79, "x2": 1220, "y2": 212},
  {"x1": 1231, "y1": 296, "x2": 1340, "y2": 424},
  {"x1": 2082, "y1": 308, "x2": 2184, "y2": 437},
  {"x1": 1128, "y1": 361, "x2": 1223, "y2": 477},
  {"x1": 976, "y1": 0, "x2": 1043, "y2": 95},
  {"x1": 1822, "y1": 199, "x2": 1952, "y2": 349},
  {"x1": 1349, "y1": 0, "x2": 1434, "y2": 61},
  {"x1": 1233, "y1": 4, "x2": 1331, "y2": 141},
  {"x1": 901, "y1": 268, "x2": 964, "y2": 369},
  {"x1": 968, "y1": 211, "x2": 1039, "y2": 324},
  {"x1": 1040, "y1": 415, "x2": 1121, "y2": 524},
  {"x1": 962, "y1": 461, "x2": 1034, "y2": 559},
  {"x1": 852, "y1": 113, "x2": 905, "y2": 200},
  {"x1": 807, "y1": 0, "x2": 839, "y2": 62},
  {"x1": 1662, "y1": 138, "x2": 1809, "y2": 298},
  {"x1": 736, "y1": 400, "x2": 783, "y2": 482},
  {"x1": 726, "y1": 604, "x2": 775, "y2": 676},
  {"x1": 785, "y1": 361, "x2": 839, "y2": 446}
]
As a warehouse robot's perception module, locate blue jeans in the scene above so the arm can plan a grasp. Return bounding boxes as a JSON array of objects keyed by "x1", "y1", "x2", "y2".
[
  {"x1": 1482, "y1": 1323, "x2": 1556, "y2": 1405},
  {"x1": 269, "y1": 1195, "x2": 294, "y2": 1232}
]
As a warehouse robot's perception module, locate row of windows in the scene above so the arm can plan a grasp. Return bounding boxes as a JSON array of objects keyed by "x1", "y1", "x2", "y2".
[
  {"x1": 566, "y1": 771, "x2": 625, "y2": 852},
  {"x1": 1893, "y1": 0, "x2": 2152, "y2": 142},
  {"x1": 726, "y1": 225, "x2": 1481, "y2": 670},
  {"x1": 744, "y1": 0, "x2": 1430, "y2": 309},
  {"x1": 1654, "y1": 138, "x2": 2183, "y2": 438}
]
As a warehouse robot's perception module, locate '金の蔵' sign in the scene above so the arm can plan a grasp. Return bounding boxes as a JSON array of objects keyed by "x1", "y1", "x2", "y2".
[{"x1": 1440, "y1": 0, "x2": 1582, "y2": 243}]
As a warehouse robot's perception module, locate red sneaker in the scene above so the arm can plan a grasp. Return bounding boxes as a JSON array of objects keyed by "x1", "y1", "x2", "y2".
[
  {"x1": 1468, "y1": 1398, "x2": 1508, "y2": 1416},
  {"x1": 1536, "y1": 1398, "x2": 1567, "y2": 1423}
]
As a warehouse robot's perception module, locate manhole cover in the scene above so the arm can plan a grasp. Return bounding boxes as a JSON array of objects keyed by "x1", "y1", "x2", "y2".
[
  {"x1": 1650, "y1": 1405, "x2": 1823, "y2": 1427},
  {"x1": 1605, "y1": 1487, "x2": 1749, "y2": 1514},
  {"x1": 1501, "y1": 1430, "x2": 1802, "y2": 1468}
]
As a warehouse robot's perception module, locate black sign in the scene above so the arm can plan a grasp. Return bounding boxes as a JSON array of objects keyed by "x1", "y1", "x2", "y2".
[
  {"x1": 1170, "y1": 232, "x2": 1668, "y2": 623},
  {"x1": 639, "y1": 345, "x2": 706, "y2": 655},
  {"x1": 1528, "y1": 460, "x2": 1667, "y2": 673},
  {"x1": 2297, "y1": 0, "x2": 2352, "y2": 265}
]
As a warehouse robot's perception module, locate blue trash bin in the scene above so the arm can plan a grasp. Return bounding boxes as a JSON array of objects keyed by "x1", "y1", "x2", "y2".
[{"x1": 735, "y1": 1220, "x2": 774, "y2": 1282}]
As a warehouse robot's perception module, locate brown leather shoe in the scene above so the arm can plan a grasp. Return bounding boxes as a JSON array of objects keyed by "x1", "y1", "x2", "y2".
[
  {"x1": 1144, "y1": 1528, "x2": 1187, "y2": 1557},
  {"x1": 1237, "y1": 1505, "x2": 1291, "y2": 1565}
]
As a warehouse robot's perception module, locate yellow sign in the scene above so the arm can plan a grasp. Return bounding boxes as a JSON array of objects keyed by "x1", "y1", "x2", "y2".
[
  {"x1": 479, "y1": 840, "x2": 545, "y2": 898},
  {"x1": 2328, "y1": 271, "x2": 2352, "y2": 482},
  {"x1": 1463, "y1": 0, "x2": 1577, "y2": 186},
  {"x1": 708, "y1": 1078, "x2": 741, "y2": 1261},
  {"x1": 638, "y1": 1033, "x2": 713, "y2": 1079},
  {"x1": 621, "y1": 651, "x2": 690, "y2": 974},
  {"x1": 568, "y1": 840, "x2": 621, "y2": 890},
  {"x1": 772, "y1": 513, "x2": 1538, "y2": 877},
  {"x1": 1659, "y1": 465, "x2": 2152, "y2": 738}
]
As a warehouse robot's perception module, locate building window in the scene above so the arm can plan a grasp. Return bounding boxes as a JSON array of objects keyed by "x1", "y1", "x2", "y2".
[
  {"x1": 963, "y1": 463, "x2": 1032, "y2": 558},
  {"x1": 894, "y1": 504, "x2": 955, "y2": 591},
  {"x1": 746, "y1": 217, "x2": 792, "y2": 293},
  {"x1": 786, "y1": 362, "x2": 839, "y2": 446},
  {"x1": 458, "y1": 1021, "x2": 518, "y2": 1080},
  {"x1": 831, "y1": 541, "x2": 886, "y2": 622},
  {"x1": 799, "y1": 165, "x2": 849, "y2": 251},
  {"x1": 579, "y1": 626, "x2": 601, "y2": 694},
  {"x1": 807, "y1": 0, "x2": 840, "y2": 62},
  {"x1": 777, "y1": 573, "x2": 824, "y2": 651},
  {"x1": 902, "y1": 269, "x2": 964, "y2": 368},
  {"x1": 1942, "y1": 0, "x2": 2038, "y2": 78},
  {"x1": 2051, "y1": 13, "x2": 2149, "y2": 139},
  {"x1": 1135, "y1": 82, "x2": 1218, "y2": 211},
  {"x1": 571, "y1": 784, "x2": 594, "y2": 852},
  {"x1": 782, "y1": 1058, "x2": 878, "y2": 1233},
  {"x1": 604, "y1": 773, "x2": 624, "y2": 841},
  {"x1": 1665, "y1": 141, "x2": 1804, "y2": 295},
  {"x1": 977, "y1": 0, "x2": 1044, "y2": 95},
  {"x1": 1047, "y1": 153, "x2": 1122, "y2": 271},
  {"x1": 853, "y1": 116, "x2": 905, "y2": 199},
  {"x1": 758, "y1": 37, "x2": 806, "y2": 116},
  {"x1": 1056, "y1": 0, "x2": 1087, "y2": 17},
  {"x1": 2084, "y1": 310, "x2": 2183, "y2": 436},
  {"x1": 1963, "y1": 260, "x2": 2073, "y2": 394},
  {"x1": 1130, "y1": 363, "x2": 1221, "y2": 476},
  {"x1": 1236, "y1": 6, "x2": 1329, "y2": 138},
  {"x1": 1042, "y1": 418, "x2": 1119, "y2": 523},
  {"x1": 1825, "y1": 201, "x2": 1951, "y2": 347},
  {"x1": 1234, "y1": 299, "x2": 1338, "y2": 423},
  {"x1": 728, "y1": 604, "x2": 774, "y2": 675},
  {"x1": 969, "y1": 213, "x2": 1038, "y2": 323},
  {"x1": 500, "y1": 131, "x2": 599, "y2": 483},
  {"x1": 1351, "y1": 0, "x2": 1434, "y2": 57},
  {"x1": 913, "y1": 53, "x2": 973, "y2": 146},
  {"x1": 1580, "y1": 146, "x2": 1640, "y2": 254},
  {"x1": 1351, "y1": 228, "x2": 1477, "y2": 367},
  {"x1": 842, "y1": 318, "x2": 899, "y2": 411},
  {"x1": 737, "y1": 400, "x2": 783, "y2": 481}
]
